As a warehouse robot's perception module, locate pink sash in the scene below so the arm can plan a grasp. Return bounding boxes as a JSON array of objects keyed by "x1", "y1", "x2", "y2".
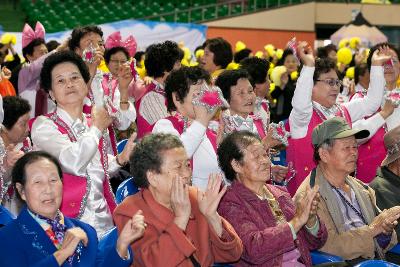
[
  {"x1": 286, "y1": 106, "x2": 352, "y2": 195},
  {"x1": 253, "y1": 117, "x2": 267, "y2": 139},
  {"x1": 45, "y1": 112, "x2": 116, "y2": 218}
]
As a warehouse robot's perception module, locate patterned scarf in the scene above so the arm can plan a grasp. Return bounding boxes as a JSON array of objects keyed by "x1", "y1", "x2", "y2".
[{"x1": 30, "y1": 210, "x2": 82, "y2": 264}]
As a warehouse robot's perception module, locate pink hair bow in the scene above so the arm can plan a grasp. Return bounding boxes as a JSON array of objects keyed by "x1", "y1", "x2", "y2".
[
  {"x1": 22, "y1": 22, "x2": 45, "y2": 48},
  {"x1": 105, "y1": 31, "x2": 137, "y2": 57}
]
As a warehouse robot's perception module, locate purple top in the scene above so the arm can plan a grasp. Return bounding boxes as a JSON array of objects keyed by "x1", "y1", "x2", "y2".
[
  {"x1": 218, "y1": 181, "x2": 327, "y2": 267},
  {"x1": 18, "y1": 52, "x2": 51, "y2": 94}
]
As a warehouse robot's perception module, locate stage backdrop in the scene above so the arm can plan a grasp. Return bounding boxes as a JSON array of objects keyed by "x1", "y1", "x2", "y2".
[{"x1": 2, "y1": 19, "x2": 207, "y2": 55}]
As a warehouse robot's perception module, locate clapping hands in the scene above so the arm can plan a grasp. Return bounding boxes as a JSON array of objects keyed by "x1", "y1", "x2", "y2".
[
  {"x1": 116, "y1": 210, "x2": 146, "y2": 259},
  {"x1": 291, "y1": 185, "x2": 320, "y2": 233}
]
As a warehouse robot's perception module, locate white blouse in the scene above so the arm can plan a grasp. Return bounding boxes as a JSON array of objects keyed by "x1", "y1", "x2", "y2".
[
  {"x1": 152, "y1": 119, "x2": 221, "y2": 191},
  {"x1": 31, "y1": 107, "x2": 119, "y2": 237}
]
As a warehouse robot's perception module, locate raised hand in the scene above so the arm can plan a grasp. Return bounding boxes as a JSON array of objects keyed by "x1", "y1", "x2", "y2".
[
  {"x1": 380, "y1": 99, "x2": 397, "y2": 120},
  {"x1": 297, "y1": 41, "x2": 314, "y2": 67},
  {"x1": 143, "y1": 76, "x2": 153, "y2": 85},
  {"x1": 91, "y1": 106, "x2": 113, "y2": 132},
  {"x1": 270, "y1": 165, "x2": 288, "y2": 183},
  {"x1": 192, "y1": 86, "x2": 218, "y2": 127},
  {"x1": 117, "y1": 133, "x2": 137, "y2": 166},
  {"x1": 371, "y1": 45, "x2": 393, "y2": 66},
  {"x1": 198, "y1": 173, "x2": 227, "y2": 236},
  {"x1": 116, "y1": 210, "x2": 146, "y2": 259},
  {"x1": 4, "y1": 144, "x2": 24, "y2": 171},
  {"x1": 87, "y1": 46, "x2": 104, "y2": 79},
  {"x1": 1, "y1": 67, "x2": 11, "y2": 80},
  {"x1": 56, "y1": 38, "x2": 70, "y2": 52},
  {"x1": 262, "y1": 131, "x2": 282, "y2": 150},
  {"x1": 171, "y1": 176, "x2": 191, "y2": 231},
  {"x1": 117, "y1": 63, "x2": 133, "y2": 93},
  {"x1": 198, "y1": 173, "x2": 227, "y2": 218}
]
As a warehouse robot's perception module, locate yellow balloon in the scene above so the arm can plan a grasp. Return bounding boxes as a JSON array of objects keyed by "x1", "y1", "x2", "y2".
[
  {"x1": 290, "y1": 71, "x2": 298, "y2": 80},
  {"x1": 137, "y1": 67, "x2": 147, "y2": 79},
  {"x1": 255, "y1": 51, "x2": 264, "y2": 58},
  {"x1": 195, "y1": 49, "x2": 204, "y2": 59},
  {"x1": 226, "y1": 62, "x2": 239, "y2": 70},
  {"x1": 350, "y1": 37, "x2": 361, "y2": 50},
  {"x1": 183, "y1": 47, "x2": 191, "y2": 61},
  {"x1": 346, "y1": 66, "x2": 355, "y2": 79},
  {"x1": 98, "y1": 60, "x2": 109, "y2": 72},
  {"x1": 276, "y1": 49, "x2": 284, "y2": 60},
  {"x1": 270, "y1": 66, "x2": 287, "y2": 87},
  {"x1": 264, "y1": 44, "x2": 275, "y2": 57},
  {"x1": 4, "y1": 54, "x2": 14, "y2": 62},
  {"x1": 235, "y1": 41, "x2": 246, "y2": 53},
  {"x1": 338, "y1": 39, "x2": 349, "y2": 49},
  {"x1": 0, "y1": 33, "x2": 17, "y2": 45},
  {"x1": 181, "y1": 58, "x2": 190, "y2": 66},
  {"x1": 268, "y1": 66, "x2": 274, "y2": 76},
  {"x1": 337, "y1": 47, "x2": 353, "y2": 65},
  {"x1": 269, "y1": 83, "x2": 276, "y2": 92}
]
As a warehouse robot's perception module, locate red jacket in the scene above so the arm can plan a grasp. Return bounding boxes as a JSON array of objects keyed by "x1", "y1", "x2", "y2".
[{"x1": 113, "y1": 187, "x2": 243, "y2": 267}]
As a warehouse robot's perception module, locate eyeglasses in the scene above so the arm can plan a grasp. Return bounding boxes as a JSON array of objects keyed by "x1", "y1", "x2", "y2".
[{"x1": 316, "y1": 79, "x2": 343, "y2": 87}]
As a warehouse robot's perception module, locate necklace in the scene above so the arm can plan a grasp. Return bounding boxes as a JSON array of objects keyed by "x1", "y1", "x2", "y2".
[
  {"x1": 257, "y1": 185, "x2": 286, "y2": 224},
  {"x1": 313, "y1": 103, "x2": 345, "y2": 122}
]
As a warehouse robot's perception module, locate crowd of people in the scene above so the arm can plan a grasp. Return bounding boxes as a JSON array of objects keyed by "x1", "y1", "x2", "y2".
[{"x1": 0, "y1": 21, "x2": 400, "y2": 266}]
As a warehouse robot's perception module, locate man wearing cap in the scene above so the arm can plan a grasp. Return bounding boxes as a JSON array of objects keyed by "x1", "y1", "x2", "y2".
[
  {"x1": 296, "y1": 117, "x2": 400, "y2": 264},
  {"x1": 371, "y1": 125, "x2": 400, "y2": 243}
]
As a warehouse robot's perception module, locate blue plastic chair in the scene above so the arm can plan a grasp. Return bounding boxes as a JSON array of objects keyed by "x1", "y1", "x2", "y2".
[
  {"x1": 115, "y1": 177, "x2": 140, "y2": 204},
  {"x1": 0, "y1": 205, "x2": 15, "y2": 227},
  {"x1": 310, "y1": 250, "x2": 345, "y2": 265},
  {"x1": 98, "y1": 227, "x2": 118, "y2": 254},
  {"x1": 215, "y1": 251, "x2": 343, "y2": 266},
  {"x1": 271, "y1": 149, "x2": 287, "y2": 166},
  {"x1": 354, "y1": 259, "x2": 400, "y2": 267},
  {"x1": 117, "y1": 139, "x2": 128, "y2": 153},
  {"x1": 390, "y1": 244, "x2": 400, "y2": 255}
]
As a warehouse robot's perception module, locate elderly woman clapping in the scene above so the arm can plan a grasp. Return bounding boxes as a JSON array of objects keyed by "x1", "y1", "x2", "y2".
[
  {"x1": 0, "y1": 151, "x2": 145, "y2": 266},
  {"x1": 217, "y1": 131, "x2": 328, "y2": 267},
  {"x1": 113, "y1": 133, "x2": 243, "y2": 267}
]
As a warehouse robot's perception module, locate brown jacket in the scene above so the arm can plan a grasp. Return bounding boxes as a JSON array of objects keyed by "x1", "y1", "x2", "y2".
[
  {"x1": 296, "y1": 170, "x2": 397, "y2": 261},
  {"x1": 113, "y1": 187, "x2": 243, "y2": 267}
]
